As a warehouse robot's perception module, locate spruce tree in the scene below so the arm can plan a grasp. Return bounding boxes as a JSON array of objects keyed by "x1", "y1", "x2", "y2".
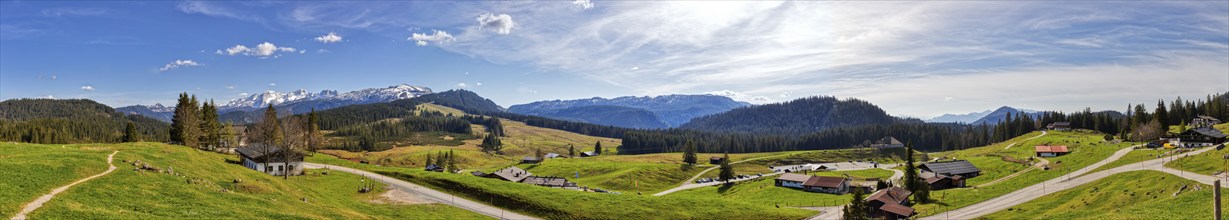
[
  {"x1": 568, "y1": 144, "x2": 575, "y2": 157},
  {"x1": 843, "y1": 187, "x2": 869, "y2": 220},
  {"x1": 122, "y1": 121, "x2": 138, "y2": 142},
  {"x1": 718, "y1": 152, "x2": 734, "y2": 183},
  {"x1": 682, "y1": 140, "x2": 698, "y2": 165},
  {"x1": 169, "y1": 93, "x2": 190, "y2": 144},
  {"x1": 903, "y1": 143, "x2": 921, "y2": 197},
  {"x1": 425, "y1": 152, "x2": 434, "y2": 167},
  {"x1": 915, "y1": 180, "x2": 931, "y2": 203},
  {"x1": 594, "y1": 141, "x2": 602, "y2": 155},
  {"x1": 199, "y1": 100, "x2": 222, "y2": 150},
  {"x1": 170, "y1": 93, "x2": 202, "y2": 148},
  {"x1": 446, "y1": 150, "x2": 458, "y2": 172}
]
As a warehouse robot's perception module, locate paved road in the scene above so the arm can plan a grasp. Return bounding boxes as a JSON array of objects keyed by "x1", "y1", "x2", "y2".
[
  {"x1": 921, "y1": 146, "x2": 1218, "y2": 220},
  {"x1": 805, "y1": 206, "x2": 843, "y2": 220},
  {"x1": 1004, "y1": 131, "x2": 1047, "y2": 150},
  {"x1": 302, "y1": 163, "x2": 538, "y2": 220},
  {"x1": 12, "y1": 151, "x2": 119, "y2": 220}
]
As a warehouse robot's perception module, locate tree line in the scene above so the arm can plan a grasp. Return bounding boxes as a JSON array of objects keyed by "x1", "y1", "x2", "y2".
[{"x1": 0, "y1": 99, "x2": 169, "y2": 143}]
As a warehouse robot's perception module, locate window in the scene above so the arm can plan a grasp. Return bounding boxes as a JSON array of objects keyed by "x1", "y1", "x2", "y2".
[
  {"x1": 266, "y1": 166, "x2": 272, "y2": 171},
  {"x1": 278, "y1": 166, "x2": 284, "y2": 171}
]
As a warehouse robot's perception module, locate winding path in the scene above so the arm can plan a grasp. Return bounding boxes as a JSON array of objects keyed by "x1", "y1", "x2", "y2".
[
  {"x1": 1004, "y1": 131, "x2": 1047, "y2": 150},
  {"x1": 921, "y1": 146, "x2": 1221, "y2": 220},
  {"x1": 302, "y1": 162, "x2": 538, "y2": 220},
  {"x1": 12, "y1": 151, "x2": 119, "y2": 220}
]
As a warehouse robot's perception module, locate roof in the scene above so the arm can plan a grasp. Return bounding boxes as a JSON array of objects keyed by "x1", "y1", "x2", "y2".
[
  {"x1": 544, "y1": 153, "x2": 561, "y2": 158},
  {"x1": 523, "y1": 176, "x2": 569, "y2": 187},
  {"x1": 879, "y1": 203, "x2": 916, "y2": 217},
  {"x1": 804, "y1": 176, "x2": 848, "y2": 188},
  {"x1": 710, "y1": 156, "x2": 724, "y2": 160},
  {"x1": 1034, "y1": 145, "x2": 1070, "y2": 153},
  {"x1": 1185, "y1": 127, "x2": 1228, "y2": 139},
  {"x1": 919, "y1": 160, "x2": 981, "y2": 176},
  {"x1": 879, "y1": 136, "x2": 902, "y2": 145},
  {"x1": 490, "y1": 166, "x2": 532, "y2": 182},
  {"x1": 776, "y1": 173, "x2": 812, "y2": 183},
  {"x1": 235, "y1": 144, "x2": 303, "y2": 162},
  {"x1": 1050, "y1": 122, "x2": 1071, "y2": 126},
  {"x1": 865, "y1": 187, "x2": 912, "y2": 205},
  {"x1": 1197, "y1": 115, "x2": 1221, "y2": 121},
  {"x1": 522, "y1": 156, "x2": 542, "y2": 161},
  {"x1": 581, "y1": 151, "x2": 598, "y2": 156}
]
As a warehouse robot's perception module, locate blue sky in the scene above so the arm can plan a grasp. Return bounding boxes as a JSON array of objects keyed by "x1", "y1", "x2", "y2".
[{"x1": 2, "y1": 1, "x2": 1227, "y2": 118}]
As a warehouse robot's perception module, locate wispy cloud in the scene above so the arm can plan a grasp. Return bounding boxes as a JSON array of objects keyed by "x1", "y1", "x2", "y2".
[
  {"x1": 80, "y1": 85, "x2": 95, "y2": 91},
  {"x1": 40, "y1": 8, "x2": 108, "y2": 17},
  {"x1": 573, "y1": 0, "x2": 594, "y2": 10},
  {"x1": 178, "y1": 1, "x2": 262, "y2": 23},
  {"x1": 160, "y1": 59, "x2": 202, "y2": 72}
]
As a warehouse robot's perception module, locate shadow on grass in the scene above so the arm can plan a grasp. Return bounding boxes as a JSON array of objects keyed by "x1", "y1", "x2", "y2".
[
  {"x1": 717, "y1": 183, "x2": 734, "y2": 193},
  {"x1": 224, "y1": 158, "x2": 241, "y2": 164}
]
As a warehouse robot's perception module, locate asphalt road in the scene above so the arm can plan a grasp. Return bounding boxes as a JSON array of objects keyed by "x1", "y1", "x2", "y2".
[
  {"x1": 921, "y1": 146, "x2": 1220, "y2": 220},
  {"x1": 302, "y1": 162, "x2": 539, "y2": 220}
]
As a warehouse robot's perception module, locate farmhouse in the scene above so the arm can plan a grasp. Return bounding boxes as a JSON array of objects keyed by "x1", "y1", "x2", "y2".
[
  {"x1": 870, "y1": 136, "x2": 905, "y2": 149},
  {"x1": 1177, "y1": 127, "x2": 1228, "y2": 148},
  {"x1": 235, "y1": 144, "x2": 304, "y2": 176},
  {"x1": 775, "y1": 173, "x2": 811, "y2": 189},
  {"x1": 864, "y1": 187, "x2": 915, "y2": 220},
  {"x1": 1034, "y1": 145, "x2": 1070, "y2": 157},
  {"x1": 803, "y1": 176, "x2": 850, "y2": 194},
  {"x1": 484, "y1": 166, "x2": 532, "y2": 182},
  {"x1": 710, "y1": 156, "x2": 725, "y2": 164},
  {"x1": 1046, "y1": 122, "x2": 1071, "y2": 131},
  {"x1": 522, "y1": 156, "x2": 543, "y2": 164},
  {"x1": 774, "y1": 173, "x2": 850, "y2": 194},
  {"x1": 921, "y1": 172, "x2": 966, "y2": 189},
  {"x1": 1192, "y1": 115, "x2": 1222, "y2": 128}
]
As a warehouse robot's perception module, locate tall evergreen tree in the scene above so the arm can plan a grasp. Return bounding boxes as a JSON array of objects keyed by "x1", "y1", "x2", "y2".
[
  {"x1": 1155, "y1": 100, "x2": 1170, "y2": 130},
  {"x1": 425, "y1": 152, "x2": 434, "y2": 167},
  {"x1": 718, "y1": 152, "x2": 734, "y2": 183},
  {"x1": 199, "y1": 100, "x2": 222, "y2": 150},
  {"x1": 122, "y1": 121, "x2": 138, "y2": 142},
  {"x1": 568, "y1": 144, "x2": 575, "y2": 157},
  {"x1": 446, "y1": 150, "x2": 458, "y2": 172},
  {"x1": 435, "y1": 151, "x2": 446, "y2": 168},
  {"x1": 594, "y1": 141, "x2": 603, "y2": 155},
  {"x1": 170, "y1": 93, "x2": 202, "y2": 148},
  {"x1": 307, "y1": 108, "x2": 322, "y2": 152},
  {"x1": 843, "y1": 187, "x2": 869, "y2": 220},
  {"x1": 903, "y1": 143, "x2": 921, "y2": 198},
  {"x1": 682, "y1": 140, "x2": 698, "y2": 165}
]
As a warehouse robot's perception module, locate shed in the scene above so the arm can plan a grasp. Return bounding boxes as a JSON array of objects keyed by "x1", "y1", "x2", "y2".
[
  {"x1": 709, "y1": 156, "x2": 725, "y2": 164},
  {"x1": 425, "y1": 164, "x2": 444, "y2": 172},
  {"x1": 1047, "y1": 122, "x2": 1072, "y2": 131},
  {"x1": 486, "y1": 166, "x2": 532, "y2": 182},
  {"x1": 522, "y1": 156, "x2": 543, "y2": 164}
]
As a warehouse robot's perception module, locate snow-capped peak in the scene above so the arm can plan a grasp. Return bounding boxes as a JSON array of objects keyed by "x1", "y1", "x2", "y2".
[
  {"x1": 219, "y1": 83, "x2": 433, "y2": 111},
  {"x1": 147, "y1": 103, "x2": 174, "y2": 112}
]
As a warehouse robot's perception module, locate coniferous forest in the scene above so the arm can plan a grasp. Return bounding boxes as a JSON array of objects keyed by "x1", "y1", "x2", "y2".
[{"x1": 0, "y1": 99, "x2": 169, "y2": 143}]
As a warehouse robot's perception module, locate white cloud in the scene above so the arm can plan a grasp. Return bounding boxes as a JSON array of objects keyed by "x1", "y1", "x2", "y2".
[
  {"x1": 315, "y1": 32, "x2": 343, "y2": 43},
  {"x1": 159, "y1": 59, "x2": 202, "y2": 72},
  {"x1": 457, "y1": 83, "x2": 467, "y2": 88},
  {"x1": 238, "y1": 92, "x2": 249, "y2": 96},
  {"x1": 476, "y1": 13, "x2": 516, "y2": 35},
  {"x1": 708, "y1": 90, "x2": 773, "y2": 103},
  {"x1": 221, "y1": 42, "x2": 297, "y2": 57},
  {"x1": 780, "y1": 92, "x2": 792, "y2": 98},
  {"x1": 38, "y1": 95, "x2": 55, "y2": 99},
  {"x1": 409, "y1": 30, "x2": 455, "y2": 46},
  {"x1": 944, "y1": 96, "x2": 954, "y2": 101},
  {"x1": 225, "y1": 85, "x2": 236, "y2": 89},
  {"x1": 475, "y1": 82, "x2": 483, "y2": 86},
  {"x1": 80, "y1": 85, "x2": 95, "y2": 91},
  {"x1": 630, "y1": 66, "x2": 639, "y2": 71},
  {"x1": 573, "y1": 0, "x2": 594, "y2": 9},
  {"x1": 269, "y1": 82, "x2": 277, "y2": 86},
  {"x1": 177, "y1": 1, "x2": 261, "y2": 22}
]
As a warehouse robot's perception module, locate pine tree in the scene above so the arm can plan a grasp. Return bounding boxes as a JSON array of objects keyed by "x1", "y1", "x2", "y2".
[
  {"x1": 425, "y1": 152, "x2": 434, "y2": 167},
  {"x1": 1155, "y1": 100, "x2": 1170, "y2": 131},
  {"x1": 903, "y1": 143, "x2": 920, "y2": 196},
  {"x1": 480, "y1": 134, "x2": 502, "y2": 153},
  {"x1": 568, "y1": 144, "x2": 575, "y2": 157},
  {"x1": 199, "y1": 100, "x2": 222, "y2": 150},
  {"x1": 718, "y1": 152, "x2": 734, "y2": 183},
  {"x1": 170, "y1": 93, "x2": 202, "y2": 148},
  {"x1": 435, "y1": 151, "x2": 446, "y2": 168},
  {"x1": 915, "y1": 180, "x2": 931, "y2": 203},
  {"x1": 682, "y1": 140, "x2": 698, "y2": 165},
  {"x1": 446, "y1": 150, "x2": 458, "y2": 172},
  {"x1": 843, "y1": 187, "x2": 869, "y2": 220},
  {"x1": 122, "y1": 121, "x2": 138, "y2": 142},
  {"x1": 594, "y1": 141, "x2": 603, "y2": 155},
  {"x1": 307, "y1": 108, "x2": 322, "y2": 152}
]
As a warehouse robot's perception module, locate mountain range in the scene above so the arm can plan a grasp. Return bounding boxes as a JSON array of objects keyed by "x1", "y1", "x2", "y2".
[
  {"x1": 118, "y1": 84, "x2": 433, "y2": 123},
  {"x1": 679, "y1": 96, "x2": 908, "y2": 135},
  {"x1": 970, "y1": 106, "x2": 1042, "y2": 125},
  {"x1": 508, "y1": 95, "x2": 750, "y2": 129},
  {"x1": 924, "y1": 106, "x2": 1043, "y2": 125}
]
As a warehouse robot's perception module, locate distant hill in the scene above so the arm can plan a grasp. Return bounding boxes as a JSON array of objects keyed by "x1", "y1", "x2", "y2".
[
  {"x1": 508, "y1": 94, "x2": 749, "y2": 128},
  {"x1": 412, "y1": 89, "x2": 505, "y2": 113},
  {"x1": 526, "y1": 105, "x2": 668, "y2": 129},
  {"x1": 115, "y1": 103, "x2": 175, "y2": 122},
  {"x1": 679, "y1": 96, "x2": 899, "y2": 135},
  {"x1": 971, "y1": 106, "x2": 1043, "y2": 125},
  {"x1": 927, "y1": 109, "x2": 993, "y2": 124},
  {"x1": 0, "y1": 99, "x2": 169, "y2": 143}
]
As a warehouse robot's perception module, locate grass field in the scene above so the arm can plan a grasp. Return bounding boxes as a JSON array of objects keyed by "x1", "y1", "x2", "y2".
[
  {"x1": 4, "y1": 142, "x2": 486, "y2": 219},
  {"x1": 0, "y1": 143, "x2": 112, "y2": 217},
  {"x1": 984, "y1": 170, "x2": 1229, "y2": 219},
  {"x1": 913, "y1": 130, "x2": 1137, "y2": 217},
  {"x1": 694, "y1": 148, "x2": 907, "y2": 180},
  {"x1": 516, "y1": 158, "x2": 703, "y2": 194},
  {"x1": 1089, "y1": 148, "x2": 1178, "y2": 174},
  {"x1": 1165, "y1": 123, "x2": 1229, "y2": 175},
  {"x1": 666, "y1": 177, "x2": 853, "y2": 208},
  {"x1": 307, "y1": 154, "x2": 817, "y2": 220}
]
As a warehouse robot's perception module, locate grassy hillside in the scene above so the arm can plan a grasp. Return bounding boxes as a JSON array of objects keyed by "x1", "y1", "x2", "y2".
[
  {"x1": 1165, "y1": 123, "x2": 1229, "y2": 175},
  {"x1": 3, "y1": 142, "x2": 486, "y2": 219},
  {"x1": 1089, "y1": 148, "x2": 1177, "y2": 174},
  {"x1": 517, "y1": 158, "x2": 701, "y2": 194},
  {"x1": 0, "y1": 143, "x2": 111, "y2": 216},
  {"x1": 667, "y1": 177, "x2": 852, "y2": 208},
  {"x1": 913, "y1": 130, "x2": 1136, "y2": 217},
  {"x1": 984, "y1": 170, "x2": 1229, "y2": 219},
  {"x1": 307, "y1": 154, "x2": 816, "y2": 220},
  {"x1": 693, "y1": 148, "x2": 906, "y2": 180}
]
